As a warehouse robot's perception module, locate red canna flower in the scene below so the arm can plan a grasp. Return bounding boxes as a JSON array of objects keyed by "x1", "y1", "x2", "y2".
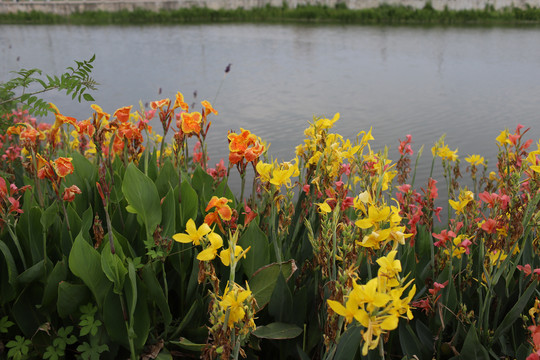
[{"x1": 63, "y1": 185, "x2": 82, "y2": 202}]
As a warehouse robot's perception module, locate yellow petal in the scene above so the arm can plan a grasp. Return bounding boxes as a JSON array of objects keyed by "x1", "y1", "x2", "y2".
[
  {"x1": 172, "y1": 233, "x2": 193, "y2": 244},
  {"x1": 197, "y1": 247, "x2": 216, "y2": 261}
]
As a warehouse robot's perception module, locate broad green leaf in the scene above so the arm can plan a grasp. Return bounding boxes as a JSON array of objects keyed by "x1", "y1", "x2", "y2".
[
  {"x1": 239, "y1": 221, "x2": 270, "y2": 278},
  {"x1": 333, "y1": 324, "x2": 361, "y2": 359},
  {"x1": 179, "y1": 180, "x2": 198, "y2": 228},
  {"x1": 101, "y1": 247, "x2": 127, "y2": 295},
  {"x1": 0, "y1": 240, "x2": 18, "y2": 287},
  {"x1": 42, "y1": 260, "x2": 68, "y2": 307},
  {"x1": 161, "y1": 188, "x2": 176, "y2": 238},
  {"x1": 12, "y1": 286, "x2": 45, "y2": 337},
  {"x1": 57, "y1": 282, "x2": 91, "y2": 318},
  {"x1": 252, "y1": 322, "x2": 302, "y2": 339},
  {"x1": 191, "y1": 165, "x2": 214, "y2": 204},
  {"x1": 249, "y1": 260, "x2": 296, "y2": 311},
  {"x1": 141, "y1": 265, "x2": 172, "y2": 328},
  {"x1": 460, "y1": 326, "x2": 489, "y2": 360},
  {"x1": 24, "y1": 207, "x2": 43, "y2": 264},
  {"x1": 17, "y1": 258, "x2": 51, "y2": 284},
  {"x1": 122, "y1": 163, "x2": 161, "y2": 243},
  {"x1": 68, "y1": 234, "x2": 110, "y2": 307},
  {"x1": 103, "y1": 278, "x2": 150, "y2": 351},
  {"x1": 268, "y1": 272, "x2": 293, "y2": 322},
  {"x1": 492, "y1": 281, "x2": 537, "y2": 343},
  {"x1": 399, "y1": 322, "x2": 429, "y2": 359},
  {"x1": 155, "y1": 159, "x2": 179, "y2": 198},
  {"x1": 41, "y1": 201, "x2": 59, "y2": 231}
]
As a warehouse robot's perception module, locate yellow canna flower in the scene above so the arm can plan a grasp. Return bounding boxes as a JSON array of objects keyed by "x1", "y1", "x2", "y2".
[
  {"x1": 496, "y1": 129, "x2": 511, "y2": 146},
  {"x1": 317, "y1": 200, "x2": 332, "y2": 214},
  {"x1": 255, "y1": 161, "x2": 273, "y2": 183},
  {"x1": 196, "y1": 231, "x2": 223, "y2": 261},
  {"x1": 355, "y1": 205, "x2": 391, "y2": 229},
  {"x1": 172, "y1": 219, "x2": 211, "y2": 246},
  {"x1": 220, "y1": 245, "x2": 250, "y2": 267},
  {"x1": 314, "y1": 112, "x2": 339, "y2": 130},
  {"x1": 219, "y1": 282, "x2": 253, "y2": 328},
  {"x1": 465, "y1": 154, "x2": 485, "y2": 166}
]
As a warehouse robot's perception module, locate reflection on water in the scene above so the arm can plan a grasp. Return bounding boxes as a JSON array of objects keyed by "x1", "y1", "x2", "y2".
[{"x1": 2, "y1": 24, "x2": 540, "y2": 198}]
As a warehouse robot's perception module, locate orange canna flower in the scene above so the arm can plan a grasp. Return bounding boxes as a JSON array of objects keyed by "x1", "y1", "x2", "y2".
[
  {"x1": 49, "y1": 102, "x2": 60, "y2": 114},
  {"x1": 63, "y1": 185, "x2": 82, "y2": 202},
  {"x1": 228, "y1": 129, "x2": 256, "y2": 154},
  {"x1": 19, "y1": 124, "x2": 45, "y2": 144},
  {"x1": 181, "y1": 112, "x2": 203, "y2": 135},
  {"x1": 113, "y1": 106, "x2": 132, "y2": 123},
  {"x1": 53, "y1": 112, "x2": 79, "y2": 132},
  {"x1": 52, "y1": 157, "x2": 74, "y2": 178},
  {"x1": 173, "y1": 92, "x2": 189, "y2": 111},
  {"x1": 150, "y1": 98, "x2": 171, "y2": 110},
  {"x1": 36, "y1": 154, "x2": 55, "y2": 180},
  {"x1": 91, "y1": 104, "x2": 111, "y2": 122},
  {"x1": 113, "y1": 135, "x2": 124, "y2": 154},
  {"x1": 77, "y1": 119, "x2": 95, "y2": 137},
  {"x1": 6, "y1": 125, "x2": 24, "y2": 136},
  {"x1": 229, "y1": 151, "x2": 244, "y2": 165},
  {"x1": 204, "y1": 196, "x2": 233, "y2": 231},
  {"x1": 201, "y1": 100, "x2": 218, "y2": 116},
  {"x1": 244, "y1": 141, "x2": 265, "y2": 163}
]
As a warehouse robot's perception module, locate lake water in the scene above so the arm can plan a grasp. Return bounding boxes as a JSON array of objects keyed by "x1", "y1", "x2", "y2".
[{"x1": 2, "y1": 24, "x2": 540, "y2": 195}]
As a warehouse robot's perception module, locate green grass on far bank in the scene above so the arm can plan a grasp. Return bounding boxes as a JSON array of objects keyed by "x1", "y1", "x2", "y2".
[{"x1": 2, "y1": 3, "x2": 540, "y2": 25}]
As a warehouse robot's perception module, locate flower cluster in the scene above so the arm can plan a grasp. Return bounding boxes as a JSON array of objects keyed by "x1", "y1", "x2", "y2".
[{"x1": 327, "y1": 251, "x2": 415, "y2": 355}]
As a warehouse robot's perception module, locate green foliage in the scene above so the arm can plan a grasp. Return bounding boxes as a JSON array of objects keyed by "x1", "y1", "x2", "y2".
[
  {"x1": 0, "y1": 55, "x2": 97, "y2": 118},
  {"x1": 2, "y1": 4, "x2": 540, "y2": 25},
  {"x1": 6, "y1": 335, "x2": 32, "y2": 360}
]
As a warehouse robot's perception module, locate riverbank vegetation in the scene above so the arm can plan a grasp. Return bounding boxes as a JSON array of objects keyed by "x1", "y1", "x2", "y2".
[
  {"x1": 1, "y1": 59, "x2": 540, "y2": 359},
  {"x1": 2, "y1": 3, "x2": 540, "y2": 25}
]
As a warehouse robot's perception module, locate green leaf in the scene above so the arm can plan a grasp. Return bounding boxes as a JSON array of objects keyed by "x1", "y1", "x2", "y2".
[
  {"x1": 77, "y1": 342, "x2": 109, "y2": 360},
  {"x1": 57, "y1": 282, "x2": 91, "y2": 318},
  {"x1": 17, "y1": 258, "x2": 51, "y2": 284},
  {"x1": 169, "y1": 337, "x2": 205, "y2": 352},
  {"x1": 68, "y1": 234, "x2": 110, "y2": 307},
  {"x1": 83, "y1": 93, "x2": 94, "y2": 101},
  {"x1": 141, "y1": 265, "x2": 172, "y2": 328},
  {"x1": 238, "y1": 221, "x2": 270, "y2": 278},
  {"x1": 0, "y1": 240, "x2": 18, "y2": 287},
  {"x1": 399, "y1": 322, "x2": 427, "y2": 359},
  {"x1": 492, "y1": 281, "x2": 537, "y2": 344},
  {"x1": 0, "y1": 316, "x2": 14, "y2": 333},
  {"x1": 100, "y1": 247, "x2": 127, "y2": 295},
  {"x1": 252, "y1": 322, "x2": 303, "y2": 339},
  {"x1": 333, "y1": 324, "x2": 361, "y2": 359},
  {"x1": 179, "y1": 180, "x2": 198, "y2": 227},
  {"x1": 191, "y1": 165, "x2": 214, "y2": 204},
  {"x1": 249, "y1": 260, "x2": 297, "y2": 311},
  {"x1": 161, "y1": 188, "x2": 176, "y2": 239},
  {"x1": 155, "y1": 159, "x2": 179, "y2": 198},
  {"x1": 268, "y1": 272, "x2": 293, "y2": 322},
  {"x1": 41, "y1": 201, "x2": 59, "y2": 230},
  {"x1": 460, "y1": 326, "x2": 489, "y2": 360},
  {"x1": 122, "y1": 163, "x2": 161, "y2": 244}
]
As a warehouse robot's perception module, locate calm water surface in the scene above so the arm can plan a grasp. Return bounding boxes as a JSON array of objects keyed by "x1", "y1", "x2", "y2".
[{"x1": 2, "y1": 24, "x2": 540, "y2": 192}]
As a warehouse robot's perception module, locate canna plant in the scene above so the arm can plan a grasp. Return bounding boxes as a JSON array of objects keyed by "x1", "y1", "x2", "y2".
[{"x1": 0, "y1": 60, "x2": 539, "y2": 360}]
